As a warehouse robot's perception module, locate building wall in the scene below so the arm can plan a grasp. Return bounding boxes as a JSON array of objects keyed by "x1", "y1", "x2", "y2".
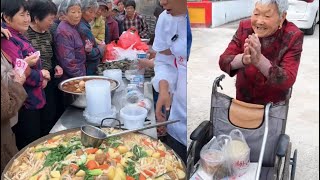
[{"x1": 211, "y1": 0, "x2": 255, "y2": 27}]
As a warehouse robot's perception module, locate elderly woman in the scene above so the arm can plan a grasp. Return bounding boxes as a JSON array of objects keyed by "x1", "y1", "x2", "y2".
[
  {"x1": 54, "y1": 0, "x2": 86, "y2": 80},
  {"x1": 1, "y1": 0, "x2": 51, "y2": 150},
  {"x1": 219, "y1": 0, "x2": 304, "y2": 105},
  {"x1": 26, "y1": 0, "x2": 64, "y2": 135},
  {"x1": 77, "y1": 0, "x2": 104, "y2": 76}
]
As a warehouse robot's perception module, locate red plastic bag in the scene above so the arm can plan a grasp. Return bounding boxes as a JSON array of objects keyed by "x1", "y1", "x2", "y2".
[
  {"x1": 118, "y1": 27, "x2": 141, "y2": 49},
  {"x1": 102, "y1": 41, "x2": 118, "y2": 62},
  {"x1": 133, "y1": 42, "x2": 149, "y2": 52}
]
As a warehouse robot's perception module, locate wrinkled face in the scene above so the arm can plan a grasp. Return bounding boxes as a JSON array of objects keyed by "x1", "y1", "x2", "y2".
[
  {"x1": 4, "y1": 7, "x2": 31, "y2": 33},
  {"x1": 83, "y1": 7, "x2": 98, "y2": 22},
  {"x1": 251, "y1": 2, "x2": 286, "y2": 37},
  {"x1": 65, "y1": 5, "x2": 82, "y2": 25},
  {"x1": 96, "y1": 5, "x2": 107, "y2": 17},
  {"x1": 118, "y1": 2, "x2": 124, "y2": 12},
  {"x1": 160, "y1": 0, "x2": 186, "y2": 16},
  {"x1": 36, "y1": 14, "x2": 55, "y2": 31},
  {"x1": 125, "y1": 6, "x2": 135, "y2": 18}
]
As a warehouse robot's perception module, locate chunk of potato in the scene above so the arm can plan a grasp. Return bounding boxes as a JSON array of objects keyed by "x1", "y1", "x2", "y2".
[
  {"x1": 120, "y1": 157, "x2": 127, "y2": 167},
  {"x1": 107, "y1": 166, "x2": 115, "y2": 179},
  {"x1": 124, "y1": 152, "x2": 134, "y2": 158},
  {"x1": 108, "y1": 148, "x2": 115, "y2": 157},
  {"x1": 115, "y1": 167, "x2": 126, "y2": 180},
  {"x1": 87, "y1": 154, "x2": 95, "y2": 161},
  {"x1": 145, "y1": 149, "x2": 154, "y2": 157},
  {"x1": 113, "y1": 174, "x2": 122, "y2": 180},
  {"x1": 177, "y1": 169, "x2": 186, "y2": 179},
  {"x1": 35, "y1": 152, "x2": 44, "y2": 160},
  {"x1": 96, "y1": 149, "x2": 103, "y2": 154},
  {"x1": 50, "y1": 171, "x2": 61, "y2": 178},
  {"x1": 76, "y1": 170, "x2": 86, "y2": 177},
  {"x1": 166, "y1": 164, "x2": 173, "y2": 171},
  {"x1": 117, "y1": 145, "x2": 129, "y2": 154},
  {"x1": 152, "y1": 152, "x2": 160, "y2": 159}
]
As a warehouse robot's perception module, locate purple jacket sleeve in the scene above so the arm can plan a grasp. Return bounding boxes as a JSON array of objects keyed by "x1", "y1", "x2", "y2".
[
  {"x1": 1, "y1": 40, "x2": 43, "y2": 87},
  {"x1": 55, "y1": 32, "x2": 86, "y2": 78}
]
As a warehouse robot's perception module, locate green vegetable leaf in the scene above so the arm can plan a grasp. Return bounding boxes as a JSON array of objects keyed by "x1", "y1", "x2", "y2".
[
  {"x1": 106, "y1": 136, "x2": 122, "y2": 148},
  {"x1": 124, "y1": 161, "x2": 136, "y2": 176},
  {"x1": 88, "y1": 169, "x2": 103, "y2": 176},
  {"x1": 132, "y1": 145, "x2": 148, "y2": 159}
]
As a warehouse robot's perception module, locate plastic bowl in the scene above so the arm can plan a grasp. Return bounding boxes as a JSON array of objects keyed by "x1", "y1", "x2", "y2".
[
  {"x1": 200, "y1": 149, "x2": 225, "y2": 175},
  {"x1": 120, "y1": 104, "x2": 148, "y2": 129}
]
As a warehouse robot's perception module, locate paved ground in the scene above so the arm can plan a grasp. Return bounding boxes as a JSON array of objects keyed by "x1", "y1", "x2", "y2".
[{"x1": 187, "y1": 20, "x2": 319, "y2": 179}]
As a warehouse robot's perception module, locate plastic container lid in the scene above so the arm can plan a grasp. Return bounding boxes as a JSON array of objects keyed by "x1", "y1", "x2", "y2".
[{"x1": 120, "y1": 104, "x2": 148, "y2": 130}]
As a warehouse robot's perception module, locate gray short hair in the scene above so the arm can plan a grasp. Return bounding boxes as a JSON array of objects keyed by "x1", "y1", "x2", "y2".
[
  {"x1": 81, "y1": 0, "x2": 99, "y2": 12},
  {"x1": 255, "y1": 0, "x2": 289, "y2": 16},
  {"x1": 58, "y1": 0, "x2": 82, "y2": 15}
]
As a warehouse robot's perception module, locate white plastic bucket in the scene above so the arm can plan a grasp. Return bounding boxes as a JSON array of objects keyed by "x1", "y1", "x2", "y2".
[{"x1": 120, "y1": 104, "x2": 147, "y2": 129}]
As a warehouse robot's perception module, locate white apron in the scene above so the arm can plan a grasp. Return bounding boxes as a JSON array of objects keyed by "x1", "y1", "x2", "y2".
[{"x1": 152, "y1": 11, "x2": 187, "y2": 146}]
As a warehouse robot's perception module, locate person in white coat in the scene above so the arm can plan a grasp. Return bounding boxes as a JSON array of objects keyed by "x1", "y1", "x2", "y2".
[{"x1": 152, "y1": 0, "x2": 188, "y2": 163}]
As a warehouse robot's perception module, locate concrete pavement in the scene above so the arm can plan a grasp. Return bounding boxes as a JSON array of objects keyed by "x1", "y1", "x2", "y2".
[{"x1": 187, "y1": 20, "x2": 319, "y2": 179}]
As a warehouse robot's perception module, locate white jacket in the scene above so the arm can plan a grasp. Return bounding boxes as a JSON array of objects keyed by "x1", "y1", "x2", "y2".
[{"x1": 152, "y1": 11, "x2": 187, "y2": 146}]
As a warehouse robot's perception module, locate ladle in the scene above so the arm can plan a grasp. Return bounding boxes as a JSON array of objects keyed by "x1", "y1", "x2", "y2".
[{"x1": 81, "y1": 119, "x2": 179, "y2": 147}]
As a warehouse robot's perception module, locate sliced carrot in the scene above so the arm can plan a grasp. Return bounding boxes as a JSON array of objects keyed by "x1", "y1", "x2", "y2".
[
  {"x1": 157, "y1": 150, "x2": 166, "y2": 157},
  {"x1": 142, "y1": 139, "x2": 152, "y2": 146},
  {"x1": 114, "y1": 156, "x2": 121, "y2": 163},
  {"x1": 106, "y1": 152, "x2": 110, "y2": 159},
  {"x1": 139, "y1": 174, "x2": 146, "y2": 180},
  {"x1": 47, "y1": 139, "x2": 57, "y2": 144},
  {"x1": 86, "y1": 160, "x2": 99, "y2": 170},
  {"x1": 143, "y1": 168, "x2": 156, "y2": 176},
  {"x1": 85, "y1": 148, "x2": 98, "y2": 154},
  {"x1": 126, "y1": 176, "x2": 135, "y2": 180},
  {"x1": 37, "y1": 175, "x2": 41, "y2": 180},
  {"x1": 70, "y1": 163, "x2": 79, "y2": 171},
  {"x1": 98, "y1": 164, "x2": 110, "y2": 170}
]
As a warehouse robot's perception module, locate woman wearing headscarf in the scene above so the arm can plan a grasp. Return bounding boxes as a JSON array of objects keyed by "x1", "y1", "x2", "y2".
[
  {"x1": 54, "y1": 0, "x2": 86, "y2": 80},
  {"x1": 219, "y1": 0, "x2": 304, "y2": 105},
  {"x1": 77, "y1": 0, "x2": 104, "y2": 75}
]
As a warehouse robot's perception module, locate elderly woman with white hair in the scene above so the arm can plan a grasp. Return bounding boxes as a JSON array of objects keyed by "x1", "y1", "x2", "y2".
[
  {"x1": 219, "y1": 0, "x2": 304, "y2": 105},
  {"x1": 77, "y1": 0, "x2": 104, "y2": 76},
  {"x1": 54, "y1": 0, "x2": 86, "y2": 81}
]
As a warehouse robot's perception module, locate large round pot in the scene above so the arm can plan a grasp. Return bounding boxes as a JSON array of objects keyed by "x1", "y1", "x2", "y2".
[
  {"x1": 58, "y1": 76, "x2": 120, "y2": 108},
  {"x1": 2, "y1": 127, "x2": 186, "y2": 179}
]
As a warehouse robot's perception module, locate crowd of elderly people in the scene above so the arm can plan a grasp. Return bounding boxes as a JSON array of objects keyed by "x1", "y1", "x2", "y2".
[{"x1": 0, "y1": 0, "x2": 152, "y2": 173}]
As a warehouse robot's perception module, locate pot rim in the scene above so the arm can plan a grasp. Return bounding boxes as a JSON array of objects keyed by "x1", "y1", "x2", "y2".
[{"x1": 58, "y1": 76, "x2": 120, "y2": 95}]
